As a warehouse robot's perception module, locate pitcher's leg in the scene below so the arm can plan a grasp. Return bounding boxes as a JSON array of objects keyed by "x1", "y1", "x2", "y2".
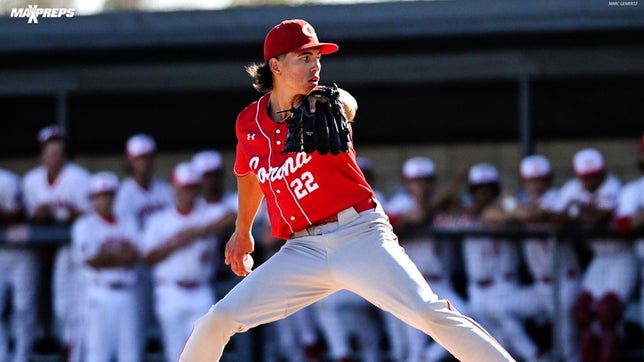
[
  {"x1": 335, "y1": 220, "x2": 514, "y2": 362},
  {"x1": 179, "y1": 239, "x2": 335, "y2": 362}
]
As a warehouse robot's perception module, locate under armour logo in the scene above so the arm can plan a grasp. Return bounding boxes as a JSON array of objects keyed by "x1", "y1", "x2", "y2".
[{"x1": 247, "y1": 133, "x2": 256, "y2": 140}]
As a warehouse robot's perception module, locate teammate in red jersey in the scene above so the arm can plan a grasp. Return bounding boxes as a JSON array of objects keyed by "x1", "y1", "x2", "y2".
[{"x1": 179, "y1": 19, "x2": 514, "y2": 362}]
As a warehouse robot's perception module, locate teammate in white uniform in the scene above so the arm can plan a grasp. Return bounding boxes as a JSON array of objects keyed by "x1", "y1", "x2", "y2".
[
  {"x1": 114, "y1": 134, "x2": 175, "y2": 354},
  {"x1": 458, "y1": 163, "x2": 523, "y2": 356},
  {"x1": 613, "y1": 134, "x2": 644, "y2": 345},
  {"x1": 72, "y1": 171, "x2": 143, "y2": 362},
  {"x1": 22, "y1": 125, "x2": 92, "y2": 362},
  {"x1": 191, "y1": 149, "x2": 237, "y2": 269},
  {"x1": 383, "y1": 156, "x2": 468, "y2": 362},
  {"x1": 186, "y1": 150, "x2": 238, "y2": 264},
  {"x1": 0, "y1": 168, "x2": 36, "y2": 362},
  {"x1": 192, "y1": 150, "x2": 238, "y2": 214},
  {"x1": 142, "y1": 162, "x2": 218, "y2": 362},
  {"x1": 484, "y1": 155, "x2": 582, "y2": 362},
  {"x1": 180, "y1": 19, "x2": 513, "y2": 362},
  {"x1": 114, "y1": 134, "x2": 175, "y2": 228},
  {"x1": 551, "y1": 148, "x2": 636, "y2": 362}
]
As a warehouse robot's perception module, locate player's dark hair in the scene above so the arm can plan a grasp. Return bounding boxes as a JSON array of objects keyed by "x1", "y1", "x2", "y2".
[{"x1": 246, "y1": 62, "x2": 273, "y2": 93}]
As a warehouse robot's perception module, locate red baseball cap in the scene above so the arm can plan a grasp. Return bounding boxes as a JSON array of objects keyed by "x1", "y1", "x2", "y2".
[{"x1": 263, "y1": 19, "x2": 339, "y2": 61}]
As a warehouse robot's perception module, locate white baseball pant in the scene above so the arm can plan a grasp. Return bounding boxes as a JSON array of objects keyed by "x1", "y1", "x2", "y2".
[{"x1": 179, "y1": 206, "x2": 514, "y2": 362}]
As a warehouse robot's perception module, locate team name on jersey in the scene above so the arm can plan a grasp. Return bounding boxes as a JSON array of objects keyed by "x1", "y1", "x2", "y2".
[{"x1": 249, "y1": 153, "x2": 312, "y2": 184}]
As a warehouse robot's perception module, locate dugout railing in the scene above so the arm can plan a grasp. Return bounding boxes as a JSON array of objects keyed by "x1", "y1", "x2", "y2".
[
  {"x1": 398, "y1": 225, "x2": 644, "y2": 362},
  {"x1": 1, "y1": 223, "x2": 643, "y2": 362}
]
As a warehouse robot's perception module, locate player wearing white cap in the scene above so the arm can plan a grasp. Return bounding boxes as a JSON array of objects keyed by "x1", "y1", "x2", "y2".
[
  {"x1": 185, "y1": 150, "x2": 238, "y2": 252},
  {"x1": 613, "y1": 135, "x2": 644, "y2": 348},
  {"x1": 114, "y1": 133, "x2": 175, "y2": 353},
  {"x1": 484, "y1": 155, "x2": 581, "y2": 362},
  {"x1": 114, "y1": 134, "x2": 174, "y2": 228},
  {"x1": 72, "y1": 171, "x2": 143, "y2": 362},
  {"x1": 458, "y1": 163, "x2": 522, "y2": 356},
  {"x1": 192, "y1": 150, "x2": 238, "y2": 212},
  {"x1": 0, "y1": 168, "x2": 35, "y2": 362},
  {"x1": 22, "y1": 125, "x2": 92, "y2": 362},
  {"x1": 383, "y1": 156, "x2": 469, "y2": 362},
  {"x1": 142, "y1": 162, "x2": 218, "y2": 362},
  {"x1": 550, "y1": 148, "x2": 636, "y2": 362}
]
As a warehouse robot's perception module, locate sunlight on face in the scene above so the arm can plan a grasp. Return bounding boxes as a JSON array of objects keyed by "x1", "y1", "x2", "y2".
[{"x1": 277, "y1": 48, "x2": 322, "y2": 94}]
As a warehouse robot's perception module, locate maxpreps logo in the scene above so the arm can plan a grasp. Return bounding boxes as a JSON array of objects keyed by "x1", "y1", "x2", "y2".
[{"x1": 10, "y1": 5, "x2": 76, "y2": 24}]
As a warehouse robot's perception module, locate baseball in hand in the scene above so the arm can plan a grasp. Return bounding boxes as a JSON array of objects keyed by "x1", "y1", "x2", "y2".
[{"x1": 243, "y1": 254, "x2": 254, "y2": 271}]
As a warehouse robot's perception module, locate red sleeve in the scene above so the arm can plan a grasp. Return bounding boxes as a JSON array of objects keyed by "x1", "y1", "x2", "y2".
[{"x1": 233, "y1": 141, "x2": 251, "y2": 177}]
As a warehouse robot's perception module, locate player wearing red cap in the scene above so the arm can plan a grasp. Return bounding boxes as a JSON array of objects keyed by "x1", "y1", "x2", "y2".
[{"x1": 179, "y1": 19, "x2": 514, "y2": 362}]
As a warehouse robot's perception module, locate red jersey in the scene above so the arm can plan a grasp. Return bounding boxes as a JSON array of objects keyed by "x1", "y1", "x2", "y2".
[{"x1": 234, "y1": 93, "x2": 375, "y2": 240}]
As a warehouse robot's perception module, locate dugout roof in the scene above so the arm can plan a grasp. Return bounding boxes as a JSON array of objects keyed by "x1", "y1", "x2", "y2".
[{"x1": 1, "y1": 0, "x2": 643, "y2": 157}]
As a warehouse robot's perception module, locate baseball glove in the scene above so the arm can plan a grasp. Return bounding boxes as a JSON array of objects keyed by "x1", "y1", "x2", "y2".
[{"x1": 281, "y1": 84, "x2": 351, "y2": 155}]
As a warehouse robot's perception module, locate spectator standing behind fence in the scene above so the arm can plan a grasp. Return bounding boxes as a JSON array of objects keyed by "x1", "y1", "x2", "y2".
[
  {"x1": 383, "y1": 156, "x2": 469, "y2": 362},
  {"x1": 114, "y1": 133, "x2": 175, "y2": 354},
  {"x1": 614, "y1": 134, "x2": 644, "y2": 340},
  {"x1": 141, "y1": 162, "x2": 218, "y2": 362},
  {"x1": 482, "y1": 155, "x2": 582, "y2": 362},
  {"x1": 549, "y1": 148, "x2": 636, "y2": 362},
  {"x1": 458, "y1": 163, "x2": 523, "y2": 356},
  {"x1": 72, "y1": 171, "x2": 143, "y2": 362},
  {"x1": 0, "y1": 167, "x2": 35, "y2": 362},
  {"x1": 22, "y1": 125, "x2": 92, "y2": 362}
]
